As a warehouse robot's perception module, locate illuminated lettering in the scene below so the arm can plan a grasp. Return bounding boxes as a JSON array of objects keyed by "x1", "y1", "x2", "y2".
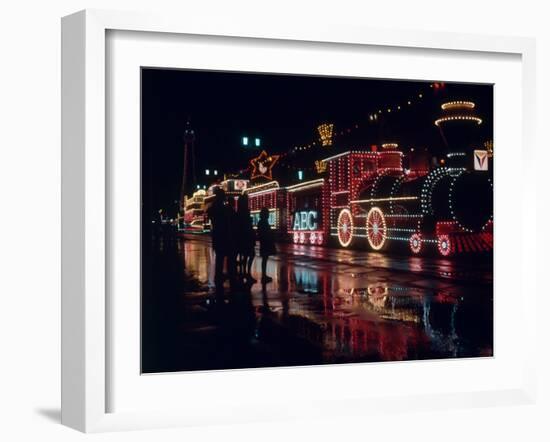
[
  {"x1": 308, "y1": 211, "x2": 318, "y2": 230},
  {"x1": 293, "y1": 213, "x2": 301, "y2": 230},
  {"x1": 251, "y1": 211, "x2": 277, "y2": 228},
  {"x1": 292, "y1": 211, "x2": 319, "y2": 231},
  {"x1": 301, "y1": 212, "x2": 308, "y2": 230}
]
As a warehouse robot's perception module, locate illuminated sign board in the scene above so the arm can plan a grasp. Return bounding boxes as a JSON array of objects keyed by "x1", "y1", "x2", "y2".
[
  {"x1": 292, "y1": 210, "x2": 318, "y2": 231},
  {"x1": 251, "y1": 209, "x2": 276, "y2": 228},
  {"x1": 474, "y1": 150, "x2": 489, "y2": 171},
  {"x1": 223, "y1": 179, "x2": 248, "y2": 192},
  {"x1": 233, "y1": 180, "x2": 248, "y2": 191}
]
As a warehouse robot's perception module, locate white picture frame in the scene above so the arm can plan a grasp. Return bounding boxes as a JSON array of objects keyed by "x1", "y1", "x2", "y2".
[{"x1": 61, "y1": 9, "x2": 537, "y2": 433}]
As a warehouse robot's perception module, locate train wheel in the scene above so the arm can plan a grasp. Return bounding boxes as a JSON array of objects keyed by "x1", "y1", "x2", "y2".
[
  {"x1": 437, "y1": 234, "x2": 454, "y2": 257},
  {"x1": 366, "y1": 207, "x2": 387, "y2": 251},
  {"x1": 409, "y1": 233, "x2": 422, "y2": 254},
  {"x1": 337, "y1": 209, "x2": 354, "y2": 247}
]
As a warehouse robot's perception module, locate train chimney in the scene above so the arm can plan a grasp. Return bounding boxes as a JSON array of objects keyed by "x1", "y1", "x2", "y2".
[
  {"x1": 434, "y1": 100, "x2": 483, "y2": 169},
  {"x1": 378, "y1": 142, "x2": 402, "y2": 171}
]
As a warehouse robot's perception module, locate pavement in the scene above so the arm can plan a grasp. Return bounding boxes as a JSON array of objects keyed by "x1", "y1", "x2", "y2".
[{"x1": 141, "y1": 234, "x2": 493, "y2": 373}]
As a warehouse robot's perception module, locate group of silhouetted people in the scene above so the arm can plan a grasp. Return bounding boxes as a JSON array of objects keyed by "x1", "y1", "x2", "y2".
[{"x1": 207, "y1": 187, "x2": 276, "y2": 296}]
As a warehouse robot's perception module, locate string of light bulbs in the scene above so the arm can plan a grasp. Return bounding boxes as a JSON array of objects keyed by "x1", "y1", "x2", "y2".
[
  {"x1": 225, "y1": 82, "x2": 445, "y2": 179},
  {"x1": 287, "y1": 83, "x2": 443, "y2": 155}
]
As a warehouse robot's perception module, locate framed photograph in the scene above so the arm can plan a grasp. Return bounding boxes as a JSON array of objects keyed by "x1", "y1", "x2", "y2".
[{"x1": 61, "y1": 9, "x2": 537, "y2": 432}]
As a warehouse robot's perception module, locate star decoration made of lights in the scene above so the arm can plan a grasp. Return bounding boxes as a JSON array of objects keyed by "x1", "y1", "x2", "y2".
[{"x1": 250, "y1": 150, "x2": 280, "y2": 180}]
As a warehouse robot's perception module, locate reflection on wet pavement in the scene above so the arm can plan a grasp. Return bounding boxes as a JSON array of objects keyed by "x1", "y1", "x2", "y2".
[{"x1": 142, "y1": 235, "x2": 493, "y2": 373}]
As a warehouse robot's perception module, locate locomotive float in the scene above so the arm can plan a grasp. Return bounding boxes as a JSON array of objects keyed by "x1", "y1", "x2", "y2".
[{"x1": 323, "y1": 144, "x2": 493, "y2": 256}]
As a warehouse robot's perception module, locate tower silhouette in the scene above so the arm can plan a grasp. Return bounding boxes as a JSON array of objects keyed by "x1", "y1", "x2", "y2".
[{"x1": 180, "y1": 120, "x2": 196, "y2": 211}]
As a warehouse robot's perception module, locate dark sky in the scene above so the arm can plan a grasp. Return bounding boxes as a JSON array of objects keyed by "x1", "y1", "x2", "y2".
[{"x1": 141, "y1": 68, "x2": 493, "y2": 216}]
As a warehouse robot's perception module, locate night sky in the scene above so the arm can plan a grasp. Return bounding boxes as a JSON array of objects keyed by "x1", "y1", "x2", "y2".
[{"x1": 141, "y1": 68, "x2": 493, "y2": 217}]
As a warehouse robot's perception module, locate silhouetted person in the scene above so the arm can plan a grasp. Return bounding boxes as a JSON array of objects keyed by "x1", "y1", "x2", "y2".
[
  {"x1": 257, "y1": 207, "x2": 276, "y2": 284},
  {"x1": 207, "y1": 188, "x2": 237, "y2": 295},
  {"x1": 235, "y1": 195, "x2": 256, "y2": 283},
  {"x1": 226, "y1": 206, "x2": 239, "y2": 292}
]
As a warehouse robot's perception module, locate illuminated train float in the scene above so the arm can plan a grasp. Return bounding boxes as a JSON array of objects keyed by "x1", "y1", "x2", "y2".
[
  {"x1": 244, "y1": 144, "x2": 492, "y2": 257},
  {"x1": 324, "y1": 145, "x2": 493, "y2": 256},
  {"x1": 241, "y1": 101, "x2": 493, "y2": 257}
]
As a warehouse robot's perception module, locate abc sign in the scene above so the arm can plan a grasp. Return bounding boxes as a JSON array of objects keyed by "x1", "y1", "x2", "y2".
[{"x1": 293, "y1": 211, "x2": 318, "y2": 231}]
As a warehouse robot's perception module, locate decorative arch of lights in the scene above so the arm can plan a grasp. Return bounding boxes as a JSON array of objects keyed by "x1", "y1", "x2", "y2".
[
  {"x1": 389, "y1": 176, "x2": 406, "y2": 214},
  {"x1": 441, "y1": 101, "x2": 475, "y2": 110},
  {"x1": 448, "y1": 171, "x2": 493, "y2": 234},
  {"x1": 448, "y1": 170, "x2": 469, "y2": 232},
  {"x1": 434, "y1": 115, "x2": 483, "y2": 126},
  {"x1": 352, "y1": 175, "x2": 379, "y2": 215},
  {"x1": 481, "y1": 177, "x2": 494, "y2": 231},
  {"x1": 369, "y1": 169, "x2": 392, "y2": 204},
  {"x1": 420, "y1": 167, "x2": 450, "y2": 215}
]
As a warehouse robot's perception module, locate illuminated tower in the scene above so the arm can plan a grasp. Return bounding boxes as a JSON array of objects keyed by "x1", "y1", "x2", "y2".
[
  {"x1": 180, "y1": 120, "x2": 196, "y2": 211},
  {"x1": 434, "y1": 101, "x2": 483, "y2": 169}
]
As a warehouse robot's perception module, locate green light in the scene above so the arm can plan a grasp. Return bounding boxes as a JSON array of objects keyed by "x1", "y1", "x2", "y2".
[
  {"x1": 242, "y1": 136, "x2": 248, "y2": 146},
  {"x1": 255, "y1": 138, "x2": 261, "y2": 147}
]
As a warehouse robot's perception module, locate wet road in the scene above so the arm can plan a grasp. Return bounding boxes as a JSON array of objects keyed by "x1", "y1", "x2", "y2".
[{"x1": 142, "y1": 234, "x2": 493, "y2": 373}]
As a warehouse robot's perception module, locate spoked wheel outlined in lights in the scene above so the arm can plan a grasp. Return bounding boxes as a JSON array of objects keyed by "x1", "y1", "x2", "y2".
[
  {"x1": 409, "y1": 232, "x2": 423, "y2": 254},
  {"x1": 366, "y1": 207, "x2": 387, "y2": 251},
  {"x1": 437, "y1": 234, "x2": 454, "y2": 257},
  {"x1": 337, "y1": 209, "x2": 354, "y2": 247}
]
